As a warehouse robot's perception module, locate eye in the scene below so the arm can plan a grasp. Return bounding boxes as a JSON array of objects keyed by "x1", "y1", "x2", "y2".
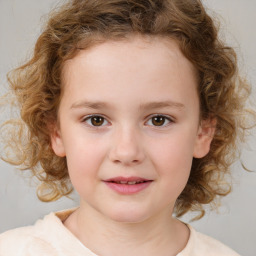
[
  {"x1": 82, "y1": 115, "x2": 109, "y2": 127},
  {"x1": 146, "y1": 115, "x2": 173, "y2": 127}
]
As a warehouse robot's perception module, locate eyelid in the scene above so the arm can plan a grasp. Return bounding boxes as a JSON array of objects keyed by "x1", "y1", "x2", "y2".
[
  {"x1": 145, "y1": 114, "x2": 175, "y2": 127},
  {"x1": 82, "y1": 114, "x2": 110, "y2": 128}
]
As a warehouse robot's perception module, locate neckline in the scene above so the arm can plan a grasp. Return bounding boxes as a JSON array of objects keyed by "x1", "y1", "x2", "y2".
[{"x1": 53, "y1": 208, "x2": 194, "y2": 256}]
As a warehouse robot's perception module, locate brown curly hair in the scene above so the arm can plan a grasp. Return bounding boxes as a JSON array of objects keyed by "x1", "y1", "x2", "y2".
[{"x1": 1, "y1": 0, "x2": 252, "y2": 218}]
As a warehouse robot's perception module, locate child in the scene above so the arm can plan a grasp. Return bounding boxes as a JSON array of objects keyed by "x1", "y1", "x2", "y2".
[{"x1": 0, "y1": 0, "x2": 253, "y2": 255}]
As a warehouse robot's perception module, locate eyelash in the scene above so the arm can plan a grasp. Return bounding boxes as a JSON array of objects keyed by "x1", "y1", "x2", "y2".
[{"x1": 81, "y1": 114, "x2": 174, "y2": 128}]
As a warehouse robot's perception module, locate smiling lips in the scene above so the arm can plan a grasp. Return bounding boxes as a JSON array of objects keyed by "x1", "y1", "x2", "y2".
[{"x1": 103, "y1": 176, "x2": 153, "y2": 194}]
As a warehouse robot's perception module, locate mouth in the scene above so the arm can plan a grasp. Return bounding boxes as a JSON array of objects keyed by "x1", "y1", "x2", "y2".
[
  {"x1": 103, "y1": 177, "x2": 153, "y2": 194},
  {"x1": 112, "y1": 180, "x2": 147, "y2": 185},
  {"x1": 104, "y1": 176, "x2": 152, "y2": 184}
]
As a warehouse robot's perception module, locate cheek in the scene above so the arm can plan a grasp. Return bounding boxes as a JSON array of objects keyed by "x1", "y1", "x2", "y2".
[
  {"x1": 151, "y1": 139, "x2": 193, "y2": 200},
  {"x1": 149, "y1": 131, "x2": 196, "y2": 178},
  {"x1": 64, "y1": 137, "x2": 108, "y2": 183}
]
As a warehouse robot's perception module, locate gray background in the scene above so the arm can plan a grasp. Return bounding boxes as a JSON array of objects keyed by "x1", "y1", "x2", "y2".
[{"x1": 0, "y1": 1, "x2": 255, "y2": 255}]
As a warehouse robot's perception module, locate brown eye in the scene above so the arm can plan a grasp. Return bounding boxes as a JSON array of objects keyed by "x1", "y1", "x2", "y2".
[
  {"x1": 84, "y1": 115, "x2": 107, "y2": 127},
  {"x1": 91, "y1": 116, "x2": 104, "y2": 126},
  {"x1": 147, "y1": 115, "x2": 172, "y2": 127},
  {"x1": 152, "y1": 116, "x2": 165, "y2": 126}
]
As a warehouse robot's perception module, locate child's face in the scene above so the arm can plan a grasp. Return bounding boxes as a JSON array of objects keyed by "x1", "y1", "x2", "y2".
[{"x1": 51, "y1": 36, "x2": 213, "y2": 223}]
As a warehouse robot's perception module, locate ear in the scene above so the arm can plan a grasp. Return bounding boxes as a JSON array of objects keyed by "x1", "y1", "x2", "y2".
[
  {"x1": 193, "y1": 118, "x2": 216, "y2": 158},
  {"x1": 49, "y1": 122, "x2": 66, "y2": 157}
]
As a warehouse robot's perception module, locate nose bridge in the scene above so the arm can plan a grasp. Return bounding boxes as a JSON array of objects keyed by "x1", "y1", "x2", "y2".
[{"x1": 109, "y1": 123, "x2": 145, "y2": 165}]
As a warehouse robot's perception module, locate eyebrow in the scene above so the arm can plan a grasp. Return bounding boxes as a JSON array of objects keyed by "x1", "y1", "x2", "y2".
[{"x1": 70, "y1": 100, "x2": 185, "y2": 111}]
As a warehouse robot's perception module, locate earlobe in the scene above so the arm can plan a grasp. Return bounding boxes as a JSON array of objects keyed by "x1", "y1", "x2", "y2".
[
  {"x1": 193, "y1": 118, "x2": 216, "y2": 158},
  {"x1": 50, "y1": 123, "x2": 66, "y2": 157}
]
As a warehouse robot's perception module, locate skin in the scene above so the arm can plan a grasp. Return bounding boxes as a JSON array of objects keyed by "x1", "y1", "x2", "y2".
[{"x1": 51, "y1": 35, "x2": 214, "y2": 256}]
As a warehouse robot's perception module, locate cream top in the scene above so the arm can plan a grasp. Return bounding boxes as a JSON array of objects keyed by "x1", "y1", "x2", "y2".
[{"x1": 0, "y1": 208, "x2": 240, "y2": 256}]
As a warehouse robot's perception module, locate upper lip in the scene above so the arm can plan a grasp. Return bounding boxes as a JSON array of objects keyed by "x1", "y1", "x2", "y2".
[{"x1": 104, "y1": 176, "x2": 152, "y2": 183}]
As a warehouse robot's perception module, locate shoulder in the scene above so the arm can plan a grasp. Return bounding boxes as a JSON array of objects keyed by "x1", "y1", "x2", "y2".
[
  {"x1": 178, "y1": 225, "x2": 240, "y2": 256},
  {"x1": 0, "y1": 214, "x2": 60, "y2": 256},
  {"x1": 0, "y1": 208, "x2": 93, "y2": 256}
]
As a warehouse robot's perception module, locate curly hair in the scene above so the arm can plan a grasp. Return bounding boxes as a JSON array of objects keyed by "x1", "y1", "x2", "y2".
[{"x1": 1, "y1": 0, "x2": 252, "y2": 218}]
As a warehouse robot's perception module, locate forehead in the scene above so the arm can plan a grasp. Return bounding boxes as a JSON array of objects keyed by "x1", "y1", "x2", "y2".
[
  {"x1": 62, "y1": 35, "x2": 198, "y2": 85},
  {"x1": 60, "y1": 35, "x2": 199, "y2": 111}
]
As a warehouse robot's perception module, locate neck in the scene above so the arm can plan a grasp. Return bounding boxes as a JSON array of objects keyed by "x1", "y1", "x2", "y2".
[{"x1": 64, "y1": 203, "x2": 189, "y2": 256}]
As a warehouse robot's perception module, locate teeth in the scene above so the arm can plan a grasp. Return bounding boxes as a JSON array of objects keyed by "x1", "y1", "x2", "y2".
[
  {"x1": 127, "y1": 181, "x2": 137, "y2": 185},
  {"x1": 113, "y1": 180, "x2": 146, "y2": 184}
]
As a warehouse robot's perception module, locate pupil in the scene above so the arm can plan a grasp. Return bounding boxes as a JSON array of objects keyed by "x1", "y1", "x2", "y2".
[
  {"x1": 153, "y1": 116, "x2": 164, "y2": 126},
  {"x1": 92, "y1": 116, "x2": 104, "y2": 126}
]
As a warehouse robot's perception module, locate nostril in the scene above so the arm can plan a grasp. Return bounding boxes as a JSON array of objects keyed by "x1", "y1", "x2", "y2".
[{"x1": 108, "y1": 134, "x2": 145, "y2": 164}]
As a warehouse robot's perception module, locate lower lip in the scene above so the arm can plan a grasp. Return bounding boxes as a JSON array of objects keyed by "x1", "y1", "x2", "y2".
[{"x1": 104, "y1": 181, "x2": 152, "y2": 195}]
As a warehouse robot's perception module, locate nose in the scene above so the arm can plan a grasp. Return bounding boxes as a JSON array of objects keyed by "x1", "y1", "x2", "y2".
[{"x1": 108, "y1": 126, "x2": 145, "y2": 166}]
